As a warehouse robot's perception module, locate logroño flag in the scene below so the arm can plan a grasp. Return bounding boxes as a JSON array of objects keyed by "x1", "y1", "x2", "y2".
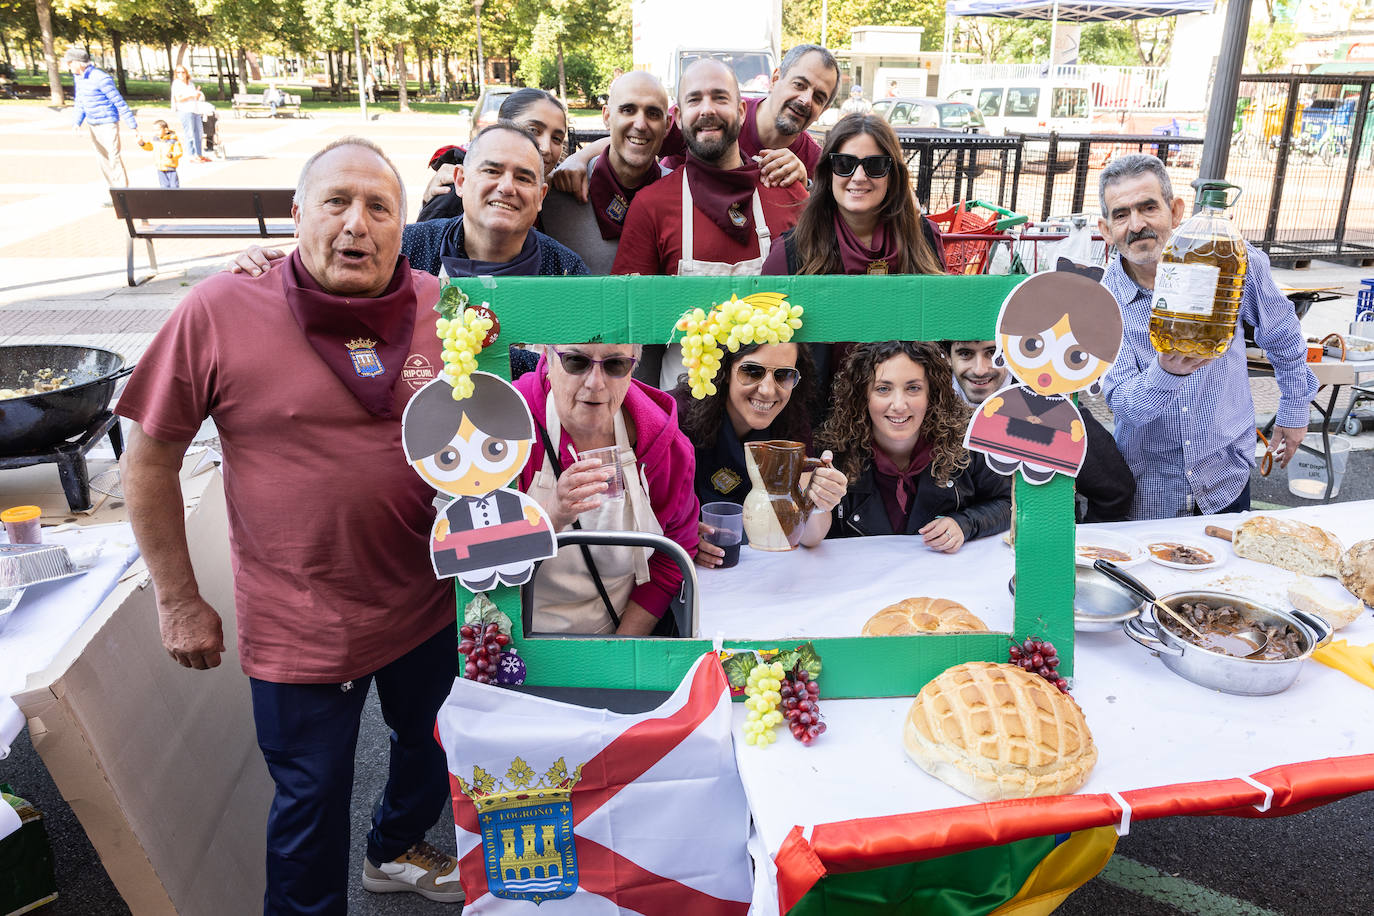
[{"x1": 437, "y1": 652, "x2": 753, "y2": 913}]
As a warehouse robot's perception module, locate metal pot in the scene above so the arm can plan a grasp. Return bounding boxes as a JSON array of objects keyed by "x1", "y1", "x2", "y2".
[
  {"x1": 1123, "y1": 590, "x2": 1333, "y2": 696},
  {"x1": 1009, "y1": 568, "x2": 1145, "y2": 632},
  {"x1": 0, "y1": 345, "x2": 133, "y2": 455}
]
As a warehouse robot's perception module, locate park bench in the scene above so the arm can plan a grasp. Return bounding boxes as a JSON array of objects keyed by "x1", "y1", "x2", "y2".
[
  {"x1": 109, "y1": 187, "x2": 296, "y2": 287},
  {"x1": 230, "y1": 91, "x2": 304, "y2": 117}
]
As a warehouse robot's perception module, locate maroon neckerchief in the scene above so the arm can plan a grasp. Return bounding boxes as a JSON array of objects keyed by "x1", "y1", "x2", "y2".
[
  {"x1": 871, "y1": 440, "x2": 934, "y2": 533},
  {"x1": 684, "y1": 154, "x2": 761, "y2": 246},
  {"x1": 588, "y1": 153, "x2": 662, "y2": 240},
  {"x1": 282, "y1": 249, "x2": 417, "y2": 419},
  {"x1": 836, "y1": 212, "x2": 900, "y2": 275}
]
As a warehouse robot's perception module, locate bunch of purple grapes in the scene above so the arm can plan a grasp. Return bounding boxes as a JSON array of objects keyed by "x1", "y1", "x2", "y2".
[
  {"x1": 780, "y1": 669, "x2": 826, "y2": 745},
  {"x1": 1008, "y1": 637, "x2": 1069, "y2": 693},
  {"x1": 460, "y1": 622, "x2": 509, "y2": 684}
]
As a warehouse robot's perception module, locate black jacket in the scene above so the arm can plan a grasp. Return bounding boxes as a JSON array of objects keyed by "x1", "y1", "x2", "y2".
[
  {"x1": 830, "y1": 452, "x2": 1012, "y2": 540},
  {"x1": 1075, "y1": 409, "x2": 1135, "y2": 523}
]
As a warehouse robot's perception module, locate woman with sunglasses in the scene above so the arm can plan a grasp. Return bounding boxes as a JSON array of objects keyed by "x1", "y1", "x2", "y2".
[
  {"x1": 805, "y1": 341, "x2": 1010, "y2": 550},
  {"x1": 514, "y1": 343, "x2": 699, "y2": 635},
  {"x1": 674, "y1": 342, "x2": 847, "y2": 567},
  {"x1": 761, "y1": 114, "x2": 944, "y2": 278}
]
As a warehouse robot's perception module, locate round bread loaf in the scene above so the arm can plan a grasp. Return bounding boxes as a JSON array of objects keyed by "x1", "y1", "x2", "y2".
[
  {"x1": 1339, "y1": 538, "x2": 1374, "y2": 608},
  {"x1": 904, "y1": 662, "x2": 1097, "y2": 802},
  {"x1": 1232, "y1": 516, "x2": 1343, "y2": 578},
  {"x1": 862, "y1": 598, "x2": 989, "y2": 636}
]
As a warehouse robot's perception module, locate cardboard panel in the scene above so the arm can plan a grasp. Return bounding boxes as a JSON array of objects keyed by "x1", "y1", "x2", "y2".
[{"x1": 442, "y1": 274, "x2": 1077, "y2": 698}]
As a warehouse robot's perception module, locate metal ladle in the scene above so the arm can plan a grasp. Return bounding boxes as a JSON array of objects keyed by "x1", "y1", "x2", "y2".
[{"x1": 1093, "y1": 560, "x2": 1273, "y2": 657}]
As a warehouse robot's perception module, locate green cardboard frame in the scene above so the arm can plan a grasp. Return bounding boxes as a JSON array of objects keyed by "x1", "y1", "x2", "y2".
[{"x1": 447, "y1": 274, "x2": 1074, "y2": 698}]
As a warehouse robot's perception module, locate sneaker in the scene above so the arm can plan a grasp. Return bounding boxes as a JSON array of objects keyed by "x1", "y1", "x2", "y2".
[{"x1": 362, "y1": 841, "x2": 464, "y2": 903}]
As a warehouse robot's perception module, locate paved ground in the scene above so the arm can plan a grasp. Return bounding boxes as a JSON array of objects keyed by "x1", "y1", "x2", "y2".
[{"x1": 1, "y1": 99, "x2": 1373, "y2": 914}]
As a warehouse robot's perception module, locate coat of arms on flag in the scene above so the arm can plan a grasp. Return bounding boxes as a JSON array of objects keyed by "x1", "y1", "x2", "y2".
[
  {"x1": 438, "y1": 652, "x2": 753, "y2": 913},
  {"x1": 454, "y1": 757, "x2": 584, "y2": 903},
  {"x1": 346, "y1": 337, "x2": 385, "y2": 377}
]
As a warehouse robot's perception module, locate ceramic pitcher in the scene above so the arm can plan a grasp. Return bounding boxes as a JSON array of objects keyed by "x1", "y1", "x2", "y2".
[{"x1": 742, "y1": 440, "x2": 824, "y2": 551}]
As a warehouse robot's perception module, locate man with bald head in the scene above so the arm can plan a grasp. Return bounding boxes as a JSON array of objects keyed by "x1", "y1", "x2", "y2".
[
  {"x1": 118, "y1": 137, "x2": 466, "y2": 911},
  {"x1": 540, "y1": 71, "x2": 673, "y2": 274},
  {"x1": 611, "y1": 59, "x2": 807, "y2": 279}
]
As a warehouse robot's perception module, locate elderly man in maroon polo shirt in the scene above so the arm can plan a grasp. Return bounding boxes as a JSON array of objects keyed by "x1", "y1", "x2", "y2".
[{"x1": 118, "y1": 137, "x2": 463, "y2": 913}]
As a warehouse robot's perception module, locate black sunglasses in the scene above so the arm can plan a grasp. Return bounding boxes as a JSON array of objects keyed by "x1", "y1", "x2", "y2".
[
  {"x1": 828, "y1": 153, "x2": 893, "y2": 179},
  {"x1": 735, "y1": 362, "x2": 801, "y2": 389},
  {"x1": 550, "y1": 346, "x2": 639, "y2": 378}
]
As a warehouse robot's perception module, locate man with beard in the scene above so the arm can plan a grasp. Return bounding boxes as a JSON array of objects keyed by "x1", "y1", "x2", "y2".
[
  {"x1": 940, "y1": 339, "x2": 1134, "y2": 523},
  {"x1": 611, "y1": 59, "x2": 808, "y2": 279},
  {"x1": 540, "y1": 72, "x2": 673, "y2": 274},
  {"x1": 1098, "y1": 154, "x2": 1315, "y2": 519},
  {"x1": 555, "y1": 45, "x2": 839, "y2": 198}
]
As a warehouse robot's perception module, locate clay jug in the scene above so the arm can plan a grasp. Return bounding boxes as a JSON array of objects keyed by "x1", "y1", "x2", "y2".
[{"x1": 743, "y1": 440, "x2": 824, "y2": 551}]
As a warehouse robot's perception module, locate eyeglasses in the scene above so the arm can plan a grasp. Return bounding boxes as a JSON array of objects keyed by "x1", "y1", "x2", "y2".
[
  {"x1": 828, "y1": 153, "x2": 893, "y2": 179},
  {"x1": 550, "y1": 346, "x2": 639, "y2": 378},
  {"x1": 735, "y1": 362, "x2": 801, "y2": 389}
]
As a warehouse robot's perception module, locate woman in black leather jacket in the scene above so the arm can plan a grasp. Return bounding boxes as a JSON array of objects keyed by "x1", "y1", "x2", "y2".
[{"x1": 808, "y1": 341, "x2": 1011, "y2": 551}]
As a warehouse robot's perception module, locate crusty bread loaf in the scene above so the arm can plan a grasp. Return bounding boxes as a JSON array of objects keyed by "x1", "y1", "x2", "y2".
[
  {"x1": 904, "y1": 662, "x2": 1097, "y2": 802},
  {"x1": 1232, "y1": 516, "x2": 1343, "y2": 578},
  {"x1": 1287, "y1": 577, "x2": 1364, "y2": 629},
  {"x1": 1339, "y1": 539, "x2": 1374, "y2": 608},
  {"x1": 862, "y1": 598, "x2": 988, "y2": 636}
]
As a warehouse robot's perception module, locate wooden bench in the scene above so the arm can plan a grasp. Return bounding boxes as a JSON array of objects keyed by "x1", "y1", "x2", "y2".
[
  {"x1": 109, "y1": 187, "x2": 296, "y2": 287},
  {"x1": 231, "y1": 92, "x2": 304, "y2": 117}
]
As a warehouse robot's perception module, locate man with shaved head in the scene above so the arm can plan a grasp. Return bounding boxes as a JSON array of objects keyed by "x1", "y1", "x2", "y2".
[
  {"x1": 540, "y1": 71, "x2": 673, "y2": 274},
  {"x1": 118, "y1": 137, "x2": 466, "y2": 911}
]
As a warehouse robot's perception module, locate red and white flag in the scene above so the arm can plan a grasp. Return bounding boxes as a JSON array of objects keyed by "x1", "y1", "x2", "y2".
[{"x1": 437, "y1": 652, "x2": 753, "y2": 914}]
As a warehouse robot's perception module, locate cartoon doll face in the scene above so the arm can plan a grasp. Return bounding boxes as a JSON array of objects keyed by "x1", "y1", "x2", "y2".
[
  {"x1": 413, "y1": 415, "x2": 530, "y2": 497},
  {"x1": 995, "y1": 266, "x2": 1122, "y2": 398}
]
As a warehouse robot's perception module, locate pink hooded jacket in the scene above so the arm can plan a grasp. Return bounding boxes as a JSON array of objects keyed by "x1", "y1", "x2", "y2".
[{"x1": 515, "y1": 352, "x2": 699, "y2": 619}]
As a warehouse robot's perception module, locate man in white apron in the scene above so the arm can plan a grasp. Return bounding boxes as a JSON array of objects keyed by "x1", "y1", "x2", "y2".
[{"x1": 610, "y1": 59, "x2": 810, "y2": 387}]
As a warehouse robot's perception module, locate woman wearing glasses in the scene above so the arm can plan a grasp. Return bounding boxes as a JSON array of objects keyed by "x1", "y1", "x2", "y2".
[
  {"x1": 514, "y1": 343, "x2": 699, "y2": 634},
  {"x1": 761, "y1": 114, "x2": 943, "y2": 277},
  {"x1": 806, "y1": 341, "x2": 1010, "y2": 550},
  {"x1": 674, "y1": 342, "x2": 847, "y2": 567}
]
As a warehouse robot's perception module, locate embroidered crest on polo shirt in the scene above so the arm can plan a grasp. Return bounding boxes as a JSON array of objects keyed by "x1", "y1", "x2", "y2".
[
  {"x1": 346, "y1": 337, "x2": 384, "y2": 377},
  {"x1": 727, "y1": 203, "x2": 747, "y2": 227},
  {"x1": 710, "y1": 467, "x2": 743, "y2": 494},
  {"x1": 606, "y1": 193, "x2": 629, "y2": 225}
]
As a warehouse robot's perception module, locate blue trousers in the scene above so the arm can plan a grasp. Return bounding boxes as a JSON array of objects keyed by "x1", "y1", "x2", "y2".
[
  {"x1": 250, "y1": 622, "x2": 457, "y2": 916},
  {"x1": 1192, "y1": 481, "x2": 1251, "y2": 516},
  {"x1": 177, "y1": 110, "x2": 203, "y2": 158},
  {"x1": 157, "y1": 169, "x2": 179, "y2": 188}
]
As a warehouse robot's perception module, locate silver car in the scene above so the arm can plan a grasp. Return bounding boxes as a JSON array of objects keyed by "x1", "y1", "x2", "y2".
[{"x1": 872, "y1": 97, "x2": 987, "y2": 134}]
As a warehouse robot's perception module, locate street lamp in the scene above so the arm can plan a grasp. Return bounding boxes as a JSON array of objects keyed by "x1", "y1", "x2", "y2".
[{"x1": 474, "y1": 0, "x2": 485, "y2": 100}]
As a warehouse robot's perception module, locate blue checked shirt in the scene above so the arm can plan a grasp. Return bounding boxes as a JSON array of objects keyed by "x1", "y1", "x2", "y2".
[{"x1": 1102, "y1": 245, "x2": 1317, "y2": 519}]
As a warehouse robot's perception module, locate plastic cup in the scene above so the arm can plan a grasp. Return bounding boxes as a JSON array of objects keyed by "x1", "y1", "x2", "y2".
[
  {"x1": 1287, "y1": 434, "x2": 1351, "y2": 500},
  {"x1": 578, "y1": 446, "x2": 626, "y2": 501},
  {"x1": 701, "y1": 502, "x2": 744, "y2": 568},
  {"x1": 1, "y1": 505, "x2": 42, "y2": 544}
]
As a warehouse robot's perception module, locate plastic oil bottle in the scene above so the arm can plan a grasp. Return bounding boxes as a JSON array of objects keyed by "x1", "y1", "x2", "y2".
[{"x1": 1149, "y1": 180, "x2": 1247, "y2": 360}]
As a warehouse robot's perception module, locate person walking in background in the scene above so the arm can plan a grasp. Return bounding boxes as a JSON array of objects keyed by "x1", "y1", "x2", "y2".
[
  {"x1": 65, "y1": 47, "x2": 137, "y2": 190},
  {"x1": 170, "y1": 65, "x2": 209, "y2": 162},
  {"x1": 840, "y1": 85, "x2": 872, "y2": 116},
  {"x1": 138, "y1": 120, "x2": 183, "y2": 188}
]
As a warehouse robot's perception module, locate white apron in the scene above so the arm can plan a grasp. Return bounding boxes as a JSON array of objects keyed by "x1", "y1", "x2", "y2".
[
  {"x1": 527, "y1": 398, "x2": 661, "y2": 634},
  {"x1": 659, "y1": 173, "x2": 773, "y2": 388}
]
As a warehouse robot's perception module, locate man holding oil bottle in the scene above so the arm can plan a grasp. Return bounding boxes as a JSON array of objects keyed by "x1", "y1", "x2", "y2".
[{"x1": 1097, "y1": 153, "x2": 1316, "y2": 520}]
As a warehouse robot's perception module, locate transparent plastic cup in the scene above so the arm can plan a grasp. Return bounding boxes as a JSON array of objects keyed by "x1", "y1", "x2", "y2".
[
  {"x1": 578, "y1": 446, "x2": 626, "y2": 501},
  {"x1": 701, "y1": 502, "x2": 744, "y2": 568},
  {"x1": 1287, "y1": 434, "x2": 1351, "y2": 500}
]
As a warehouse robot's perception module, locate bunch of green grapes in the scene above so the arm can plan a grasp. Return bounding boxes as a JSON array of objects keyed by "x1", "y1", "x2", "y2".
[
  {"x1": 678, "y1": 295, "x2": 805, "y2": 400},
  {"x1": 741, "y1": 660, "x2": 786, "y2": 747},
  {"x1": 435, "y1": 308, "x2": 493, "y2": 400}
]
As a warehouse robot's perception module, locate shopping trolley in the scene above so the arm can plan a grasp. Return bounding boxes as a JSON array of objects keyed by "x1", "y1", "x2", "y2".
[{"x1": 928, "y1": 200, "x2": 1027, "y2": 275}]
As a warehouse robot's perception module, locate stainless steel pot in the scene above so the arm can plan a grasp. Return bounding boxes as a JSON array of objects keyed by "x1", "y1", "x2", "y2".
[
  {"x1": 1123, "y1": 590, "x2": 1333, "y2": 696},
  {"x1": 1008, "y1": 568, "x2": 1145, "y2": 632}
]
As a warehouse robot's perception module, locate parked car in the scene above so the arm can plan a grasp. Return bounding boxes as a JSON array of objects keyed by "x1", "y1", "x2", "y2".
[
  {"x1": 945, "y1": 79, "x2": 1093, "y2": 136},
  {"x1": 872, "y1": 97, "x2": 988, "y2": 134},
  {"x1": 473, "y1": 85, "x2": 517, "y2": 131}
]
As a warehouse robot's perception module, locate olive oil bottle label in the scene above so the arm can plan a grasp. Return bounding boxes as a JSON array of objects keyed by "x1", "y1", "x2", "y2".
[{"x1": 1151, "y1": 262, "x2": 1220, "y2": 317}]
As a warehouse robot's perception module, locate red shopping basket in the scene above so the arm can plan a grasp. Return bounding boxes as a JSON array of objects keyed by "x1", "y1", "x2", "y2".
[{"x1": 930, "y1": 200, "x2": 1027, "y2": 275}]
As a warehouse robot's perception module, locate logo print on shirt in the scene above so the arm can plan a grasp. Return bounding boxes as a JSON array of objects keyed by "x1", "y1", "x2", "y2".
[{"x1": 402, "y1": 353, "x2": 436, "y2": 390}]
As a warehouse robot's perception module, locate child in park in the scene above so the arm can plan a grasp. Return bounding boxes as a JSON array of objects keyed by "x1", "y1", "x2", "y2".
[{"x1": 139, "y1": 119, "x2": 183, "y2": 188}]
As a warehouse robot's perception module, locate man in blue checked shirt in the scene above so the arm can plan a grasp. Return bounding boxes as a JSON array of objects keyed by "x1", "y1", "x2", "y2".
[
  {"x1": 65, "y1": 47, "x2": 137, "y2": 190},
  {"x1": 1097, "y1": 154, "x2": 1317, "y2": 520}
]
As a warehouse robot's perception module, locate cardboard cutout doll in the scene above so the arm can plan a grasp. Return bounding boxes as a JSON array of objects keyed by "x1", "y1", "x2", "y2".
[
  {"x1": 403, "y1": 373, "x2": 557, "y2": 591},
  {"x1": 964, "y1": 259, "x2": 1123, "y2": 484}
]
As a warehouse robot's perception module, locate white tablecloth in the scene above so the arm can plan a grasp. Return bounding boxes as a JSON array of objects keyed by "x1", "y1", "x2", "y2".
[
  {"x1": 723, "y1": 502, "x2": 1374, "y2": 866},
  {"x1": 0, "y1": 523, "x2": 140, "y2": 757}
]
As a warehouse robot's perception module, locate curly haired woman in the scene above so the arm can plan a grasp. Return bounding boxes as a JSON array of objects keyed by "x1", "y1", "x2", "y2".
[{"x1": 807, "y1": 341, "x2": 1010, "y2": 551}]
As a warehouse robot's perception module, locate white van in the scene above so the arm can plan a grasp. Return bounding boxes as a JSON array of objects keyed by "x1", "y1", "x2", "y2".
[{"x1": 946, "y1": 80, "x2": 1093, "y2": 135}]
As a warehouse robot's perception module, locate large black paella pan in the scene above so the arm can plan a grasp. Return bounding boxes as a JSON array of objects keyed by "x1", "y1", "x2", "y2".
[{"x1": 0, "y1": 345, "x2": 133, "y2": 456}]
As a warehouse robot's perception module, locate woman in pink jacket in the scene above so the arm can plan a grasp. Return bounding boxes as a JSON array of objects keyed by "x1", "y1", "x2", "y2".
[{"x1": 515, "y1": 345, "x2": 699, "y2": 636}]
